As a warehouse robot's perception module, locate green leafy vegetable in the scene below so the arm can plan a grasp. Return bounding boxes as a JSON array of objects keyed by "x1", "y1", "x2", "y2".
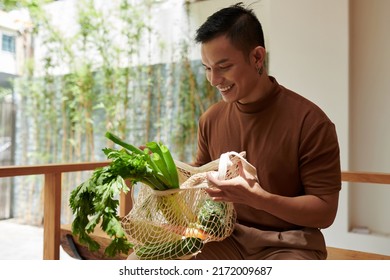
[
  {"x1": 69, "y1": 131, "x2": 232, "y2": 259},
  {"x1": 69, "y1": 132, "x2": 181, "y2": 257},
  {"x1": 197, "y1": 199, "x2": 232, "y2": 238}
]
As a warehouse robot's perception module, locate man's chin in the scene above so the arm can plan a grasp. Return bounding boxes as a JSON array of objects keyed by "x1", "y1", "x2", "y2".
[{"x1": 220, "y1": 92, "x2": 236, "y2": 103}]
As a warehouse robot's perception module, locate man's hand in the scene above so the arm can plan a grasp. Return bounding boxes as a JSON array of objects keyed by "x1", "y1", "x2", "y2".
[
  {"x1": 204, "y1": 160, "x2": 339, "y2": 229},
  {"x1": 205, "y1": 161, "x2": 267, "y2": 207}
]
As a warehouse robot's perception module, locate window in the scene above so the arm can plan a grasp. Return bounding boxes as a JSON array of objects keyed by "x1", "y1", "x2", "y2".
[{"x1": 2, "y1": 34, "x2": 16, "y2": 53}]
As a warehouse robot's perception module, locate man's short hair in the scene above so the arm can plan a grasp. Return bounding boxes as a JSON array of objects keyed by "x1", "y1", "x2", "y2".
[{"x1": 195, "y1": 2, "x2": 265, "y2": 56}]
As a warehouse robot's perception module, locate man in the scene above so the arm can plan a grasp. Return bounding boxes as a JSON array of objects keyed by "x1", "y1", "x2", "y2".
[{"x1": 192, "y1": 2, "x2": 341, "y2": 259}]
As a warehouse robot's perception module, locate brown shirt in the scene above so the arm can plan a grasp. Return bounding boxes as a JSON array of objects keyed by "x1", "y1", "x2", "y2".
[{"x1": 194, "y1": 77, "x2": 341, "y2": 231}]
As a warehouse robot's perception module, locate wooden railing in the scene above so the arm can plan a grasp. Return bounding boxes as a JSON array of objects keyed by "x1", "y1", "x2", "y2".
[
  {"x1": 1, "y1": 164, "x2": 390, "y2": 260},
  {"x1": 0, "y1": 162, "x2": 133, "y2": 260}
]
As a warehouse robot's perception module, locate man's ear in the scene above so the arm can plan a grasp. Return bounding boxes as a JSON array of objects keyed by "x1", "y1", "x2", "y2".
[{"x1": 252, "y1": 46, "x2": 266, "y2": 66}]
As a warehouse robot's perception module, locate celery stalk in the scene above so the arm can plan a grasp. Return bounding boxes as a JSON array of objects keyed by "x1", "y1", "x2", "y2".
[
  {"x1": 159, "y1": 143, "x2": 179, "y2": 188},
  {"x1": 146, "y1": 141, "x2": 179, "y2": 189},
  {"x1": 105, "y1": 131, "x2": 143, "y2": 155}
]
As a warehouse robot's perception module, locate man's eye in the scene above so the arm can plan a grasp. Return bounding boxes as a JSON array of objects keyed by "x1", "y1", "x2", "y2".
[{"x1": 219, "y1": 65, "x2": 231, "y2": 70}]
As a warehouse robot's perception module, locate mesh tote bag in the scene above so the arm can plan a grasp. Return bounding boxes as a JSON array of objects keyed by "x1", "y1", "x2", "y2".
[{"x1": 122, "y1": 151, "x2": 256, "y2": 260}]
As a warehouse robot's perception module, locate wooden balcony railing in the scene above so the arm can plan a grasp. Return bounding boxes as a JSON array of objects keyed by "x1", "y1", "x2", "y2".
[
  {"x1": 0, "y1": 162, "x2": 133, "y2": 260},
  {"x1": 1, "y1": 164, "x2": 390, "y2": 260}
]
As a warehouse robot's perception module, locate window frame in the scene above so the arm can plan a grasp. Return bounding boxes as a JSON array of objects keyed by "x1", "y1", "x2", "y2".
[{"x1": 1, "y1": 33, "x2": 16, "y2": 54}]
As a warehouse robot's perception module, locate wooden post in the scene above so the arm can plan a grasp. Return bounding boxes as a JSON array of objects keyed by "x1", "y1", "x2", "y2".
[
  {"x1": 43, "y1": 172, "x2": 62, "y2": 260},
  {"x1": 119, "y1": 180, "x2": 133, "y2": 217}
]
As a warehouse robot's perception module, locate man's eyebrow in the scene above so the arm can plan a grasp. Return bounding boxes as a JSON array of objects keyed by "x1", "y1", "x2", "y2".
[{"x1": 202, "y1": 58, "x2": 230, "y2": 67}]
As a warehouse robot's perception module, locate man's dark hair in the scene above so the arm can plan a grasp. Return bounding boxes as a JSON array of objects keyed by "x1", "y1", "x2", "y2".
[{"x1": 195, "y1": 2, "x2": 265, "y2": 56}]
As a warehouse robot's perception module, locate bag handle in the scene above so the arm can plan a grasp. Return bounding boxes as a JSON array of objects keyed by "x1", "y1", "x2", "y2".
[
  {"x1": 217, "y1": 152, "x2": 231, "y2": 180},
  {"x1": 217, "y1": 151, "x2": 258, "y2": 180}
]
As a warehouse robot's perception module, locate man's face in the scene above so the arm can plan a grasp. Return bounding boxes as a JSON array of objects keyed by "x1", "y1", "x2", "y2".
[{"x1": 201, "y1": 35, "x2": 260, "y2": 104}]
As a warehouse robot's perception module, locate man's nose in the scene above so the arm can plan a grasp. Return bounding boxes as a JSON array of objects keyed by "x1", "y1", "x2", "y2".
[{"x1": 208, "y1": 69, "x2": 223, "y2": 86}]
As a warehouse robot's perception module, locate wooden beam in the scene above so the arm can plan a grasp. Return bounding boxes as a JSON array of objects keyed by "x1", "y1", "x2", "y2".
[
  {"x1": 43, "y1": 172, "x2": 62, "y2": 260},
  {"x1": 327, "y1": 247, "x2": 390, "y2": 260},
  {"x1": 119, "y1": 180, "x2": 133, "y2": 217},
  {"x1": 0, "y1": 161, "x2": 110, "y2": 177},
  {"x1": 342, "y1": 171, "x2": 390, "y2": 184}
]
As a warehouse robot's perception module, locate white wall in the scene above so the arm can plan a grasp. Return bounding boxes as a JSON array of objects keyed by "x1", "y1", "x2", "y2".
[
  {"x1": 266, "y1": 0, "x2": 353, "y2": 252},
  {"x1": 192, "y1": 0, "x2": 390, "y2": 255},
  {"x1": 0, "y1": 11, "x2": 20, "y2": 76},
  {"x1": 268, "y1": 0, "x2": 390, "y2": 255},
  {"x1": 191, "y1": 0, "x2": 390, "y2": 255},
  {"x1": 0, "y1": 51, "x2": 16, "y2": 75},
  {"x1": 349, "y1": 0, "x2": 390, "y2": 242},
  {"x1": 189, "y1": 0, "x2": 270, "y2": 61},
  {"x1": 268, "y1": 0, "x2": 349, "y2": 169}
]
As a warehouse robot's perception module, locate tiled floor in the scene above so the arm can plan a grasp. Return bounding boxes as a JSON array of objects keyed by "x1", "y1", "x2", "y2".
[{"x1": 0, "y1": 219, "x2": 74, "y2": 260}]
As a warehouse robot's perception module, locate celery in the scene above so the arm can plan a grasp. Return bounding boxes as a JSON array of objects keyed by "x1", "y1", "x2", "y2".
[
  {"x1": 69, "y1": 132, "x2": 184, "y2": 257},
  {"x1": 159, "y1": 143, "x2": 180, "y2": 188},
  {"x1": 105, "y1": 132, "x2": 179, "y2": 190},
  {"x1": 105, "y1": 131, "x2": 143, "y2": 155},
  {"x1": 146, "y1": 141, "x2": 179, "y2": 189}
]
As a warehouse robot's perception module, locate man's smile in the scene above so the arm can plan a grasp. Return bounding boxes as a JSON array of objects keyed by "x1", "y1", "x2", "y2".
[{"x1": 217, "y1": 84, "x2": 234, "y2": 93}]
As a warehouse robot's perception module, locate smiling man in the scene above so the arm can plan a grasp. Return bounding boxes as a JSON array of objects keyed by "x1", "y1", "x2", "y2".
[{"x1": 192, "y1": 2, "x2": 341, "y2": 260}]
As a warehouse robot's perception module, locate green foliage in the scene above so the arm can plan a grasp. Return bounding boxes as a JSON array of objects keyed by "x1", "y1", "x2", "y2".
[
  {"x1": 0, "y1": 87, "x2": 12, "y2": 101},
  {"x1": 69, "y1": 132, "x2": 181, "y2": 256},
  {"x1": 197, "y1": 199, "x2": 231, "y2": 238},
  {"x1": 0, "y1": 0, "x2": 19, "y2": 11},
  {"x1": 0, "y1": 0, "x2": 53, "y2": 11},
  {"x1": 69, "y1": 166, "x2": 133, "y2": 256},
  {"x1": 11, "y1": 0, "x2": 219, "y2": 224}
]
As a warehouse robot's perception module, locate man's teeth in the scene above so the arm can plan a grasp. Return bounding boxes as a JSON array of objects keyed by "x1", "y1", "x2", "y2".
[{"x1": 219, "y1": 85, "x2": 232, "y2": 91}]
